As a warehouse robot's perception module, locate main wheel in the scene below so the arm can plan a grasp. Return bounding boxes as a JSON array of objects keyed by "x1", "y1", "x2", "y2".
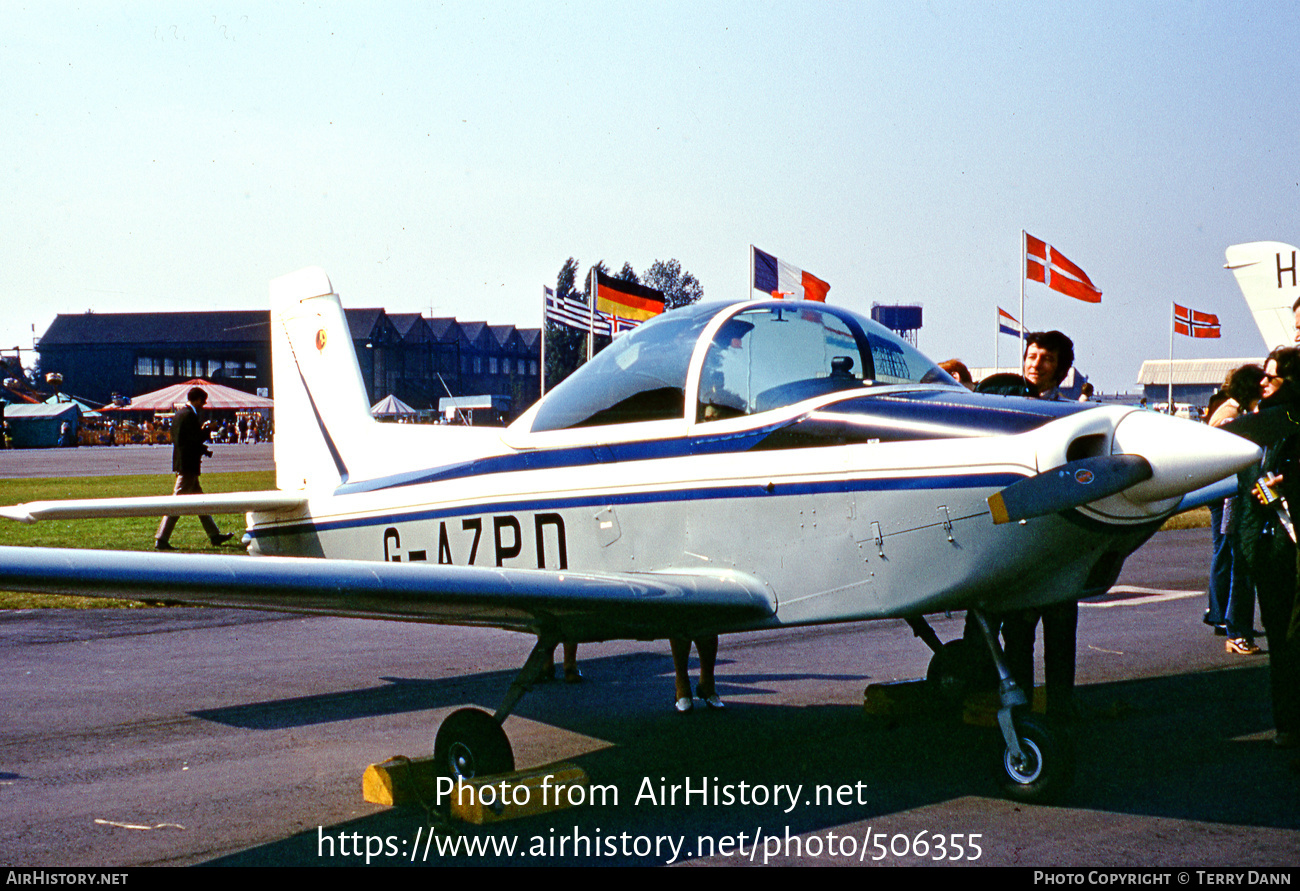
[
  {"x1": 926, "y1": 639, "x2": 979, "y2": 703},
  {"x1": 998, "y1": 713, "x2": 1074, "y2": 803},
  {"x1": 433, "y1": 708, "x2": 515, "y2": 781}
]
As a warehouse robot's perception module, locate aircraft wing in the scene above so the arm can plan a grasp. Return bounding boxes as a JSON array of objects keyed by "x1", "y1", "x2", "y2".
[
  {"x1": 0, "y1": 491, "x2": 307, "y2": 524},
  {"x1": 0, "y1": 546, "x2": 775, "y2": 638}
]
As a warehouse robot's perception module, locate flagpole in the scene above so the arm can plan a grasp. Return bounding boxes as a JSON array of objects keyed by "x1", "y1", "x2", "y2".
[
  {"x1": 749, "y1": 244, "x2": 755, "y2": 299},
  {"x1": 587, "y1": 267, "x2": 595, "y2": 363},
  {"x1": 994, "y1": 307, "x2": 999, "y2": 372},
  {"x1": 1019, "y1": 230, "x2": 1027, "y2": 371},
  {"x1": 540, "y1": 286, "x2": 548, "y2": 397},
  {"x1": 1168, "y1": 302, "x2": 1175, "y2": 414}
]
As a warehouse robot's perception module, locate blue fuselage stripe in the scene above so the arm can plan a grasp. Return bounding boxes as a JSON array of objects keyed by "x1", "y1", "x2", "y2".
[
  {"x1": 249, "y1": 471, "x2": 1023, "y2": 540},
  {"x1": 331, "y1": 427, "x2": 782, "y2": 495}
]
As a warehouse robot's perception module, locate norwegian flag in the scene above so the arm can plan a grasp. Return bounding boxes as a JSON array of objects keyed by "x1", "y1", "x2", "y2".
[
  {"x1": 1174, "y1": 303, "x2": 1221, "y2": 338},
  {"x1": 1025, "y1": 234, "x2": 1102, "y2": 303}
]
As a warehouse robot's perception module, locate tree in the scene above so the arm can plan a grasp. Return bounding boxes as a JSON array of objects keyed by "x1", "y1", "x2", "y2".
[
  {"x1": 579, "y1": 260, "x2": 610, "y2": 301},
  {"x1": 616, "y1": 262, "x2": 640, "y2": 285},
  {"x1": 556, "y1": 256, "x2": 579, "y2": 302},
  {"x1": 642, "y1": 259, "x2": 704, "y2": 310},
  {"x1": 544, "y1": 258, "x2": 586, "y2": 391},
  {"x1": 544, "y1": 315, "x2": 584, "y2": 391},
  {"x1": 544, "y1": 258, "x2": 609, "y2": 391},
  {"x1": 543, "y1": 256, "x2": 705, "y2": 392}
]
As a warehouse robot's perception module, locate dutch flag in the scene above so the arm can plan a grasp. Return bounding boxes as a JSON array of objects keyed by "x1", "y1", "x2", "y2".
[{"x1": 998, "y1": 307, "x2": 1024, "y2": 338}]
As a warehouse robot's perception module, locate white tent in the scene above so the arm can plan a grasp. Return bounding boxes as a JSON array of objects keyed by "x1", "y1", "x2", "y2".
[
  {"x1": 101, "y1": 378, "x2": 273, "y2": 412},
  {"x1": 371, "y1": 394, "x2": 417, "y2": 419},
  {"x1": 45, "y1": 394, "x2": 101, "y2": 418}
]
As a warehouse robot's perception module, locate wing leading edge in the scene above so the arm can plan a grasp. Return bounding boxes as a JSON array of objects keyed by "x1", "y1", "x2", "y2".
[
  {"x1": 0, "y1": 546, "x2": 775, "y2": 638},
  {"x1": 0, "y1": 491, "x2": 307, "y2": 524}
]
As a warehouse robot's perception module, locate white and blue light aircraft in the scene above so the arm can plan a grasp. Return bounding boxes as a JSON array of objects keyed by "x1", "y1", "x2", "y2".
[{"x1": 0, "y1": 267, "x2": 1261, "y2": 801}]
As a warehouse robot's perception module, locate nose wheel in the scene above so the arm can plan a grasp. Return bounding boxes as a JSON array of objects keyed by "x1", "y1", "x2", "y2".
[
  {"x1": 998, "y1": 713, "x2": 1074, "y2": 803},
  {"x1": 957, "y1": 608, "x2": 1076, "y2": 803}
]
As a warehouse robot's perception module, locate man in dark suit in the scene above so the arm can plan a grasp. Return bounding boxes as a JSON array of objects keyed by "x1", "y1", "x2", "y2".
[
  {"x1": 156, "y1": 387, "x2": 233, "y2": 550},
  {"x1": 1003, "y1": 331, "x2": 1080, "y2": 719}
]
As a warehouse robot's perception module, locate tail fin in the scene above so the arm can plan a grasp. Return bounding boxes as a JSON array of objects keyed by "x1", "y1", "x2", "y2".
[
  {"x1": 270, "y1": 267, "x2": 377, "y2": 492},
  {"x1": 1225, "y1": 242, "x2": 1300, "y2": 351}
]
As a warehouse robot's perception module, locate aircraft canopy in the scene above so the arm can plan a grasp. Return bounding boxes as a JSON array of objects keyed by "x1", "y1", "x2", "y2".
[{"x1": 527, "y1": 301, "x2": 956, "y2": 433}]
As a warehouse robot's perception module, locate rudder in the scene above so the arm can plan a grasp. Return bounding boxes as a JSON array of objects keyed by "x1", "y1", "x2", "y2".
[
  {"x1": 1225, "y1": 241, "x2": 1300, "y2": 351},
  {"x1": 270, "y1": 267, "x2": 377, "y2": 492}
]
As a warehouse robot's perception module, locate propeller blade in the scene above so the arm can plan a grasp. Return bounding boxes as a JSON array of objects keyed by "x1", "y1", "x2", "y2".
[{"x1": 988, "y1": 455, "x2": 1153, "y2": 525}]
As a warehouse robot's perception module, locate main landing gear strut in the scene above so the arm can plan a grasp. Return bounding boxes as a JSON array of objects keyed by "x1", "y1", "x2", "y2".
[
  {"x1": 910, "y1": 612, "x2": 1075, "y2": 803},
  {"x1": 431, "y1": 634, "x2": 558, "y2": 781},
  {"x1": 435, "y1": 618, "x2": 1075, "y2": 801}
]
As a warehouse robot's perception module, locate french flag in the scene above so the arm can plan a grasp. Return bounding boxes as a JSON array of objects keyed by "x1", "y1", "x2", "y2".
[{"x1": 753, "y1": 247, "x2": 830, "y2": 302}]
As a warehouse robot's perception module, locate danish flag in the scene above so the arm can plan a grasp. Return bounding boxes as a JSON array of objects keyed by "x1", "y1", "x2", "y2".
[{"x1": 1025, "y1": 234, "x2": 1102, "y2": 303}]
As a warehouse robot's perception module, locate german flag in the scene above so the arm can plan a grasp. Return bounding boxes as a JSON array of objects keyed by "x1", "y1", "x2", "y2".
[{"x1": 595, "y1": 271, "x2": 666, "y2": 323}]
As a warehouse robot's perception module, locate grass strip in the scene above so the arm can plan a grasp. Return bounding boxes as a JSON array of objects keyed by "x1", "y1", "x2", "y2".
[{"x1": 0, "y1": 471, "x2": 274, "y2": 608}]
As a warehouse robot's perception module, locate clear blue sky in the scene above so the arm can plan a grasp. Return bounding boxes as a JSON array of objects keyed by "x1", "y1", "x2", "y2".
[{"x1": 3, "y1": 1, "x2": 1296, "y2": 392}]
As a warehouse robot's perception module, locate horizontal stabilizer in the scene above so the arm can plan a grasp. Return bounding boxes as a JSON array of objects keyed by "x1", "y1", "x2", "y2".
[
  {"x1": 0, "y1": 546, "x2": 775, "y2": 637},
  {"x1": 988, "y1": 455, "x2": 1153, "y2": 524},
  {"x1": 0, "y1": 491, "x2": 307, "y2": 524}
]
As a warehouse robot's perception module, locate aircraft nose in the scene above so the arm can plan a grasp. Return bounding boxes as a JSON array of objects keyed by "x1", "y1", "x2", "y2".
[{"x1": 1110, "y1": 410, "x2": 1261, "y2": 503}]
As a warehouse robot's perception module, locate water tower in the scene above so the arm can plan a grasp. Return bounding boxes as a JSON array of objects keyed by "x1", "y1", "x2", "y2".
[{"x1": 870, "y1": 304, "x2": 923, "y2": 346}]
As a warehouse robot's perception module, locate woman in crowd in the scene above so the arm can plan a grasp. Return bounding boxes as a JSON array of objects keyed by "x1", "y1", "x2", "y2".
[
  {"x1": 1226, "y1": 348, "x2": 1300, "y2": 748},
  {"x1": 1207, "y1": 364, "x2": 1264, "y2": 654}
]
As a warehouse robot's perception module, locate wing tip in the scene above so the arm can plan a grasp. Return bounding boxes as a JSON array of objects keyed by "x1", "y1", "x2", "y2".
[{"x1": 0, "y1": 506, "x2": 36, "y2": 524}]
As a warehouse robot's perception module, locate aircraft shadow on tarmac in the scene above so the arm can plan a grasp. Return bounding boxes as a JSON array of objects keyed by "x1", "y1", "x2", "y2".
[
  {"x1": 206, "y1": 662, "x2": 1297, "y2": 867},
  {"x1": 189, "y1": 651, "x2": 866, "y2": 729}
]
